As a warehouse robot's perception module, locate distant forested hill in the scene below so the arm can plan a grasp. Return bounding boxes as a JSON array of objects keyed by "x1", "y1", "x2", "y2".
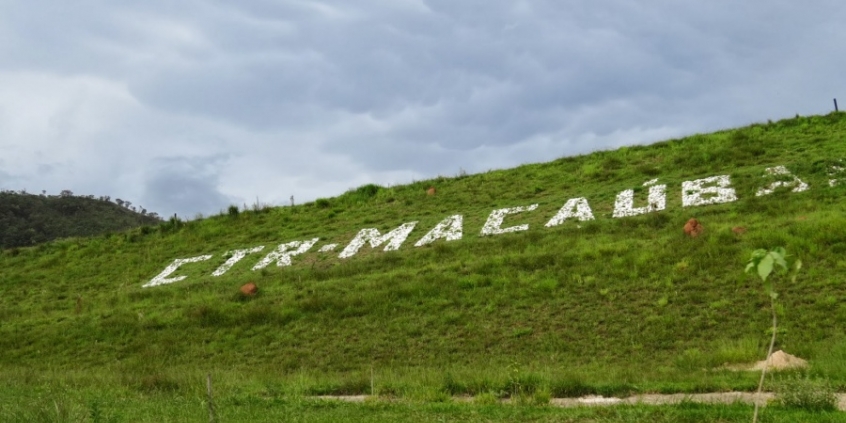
[{"x1": 0, "y1": 191, "x2": 161, "y2": 249}]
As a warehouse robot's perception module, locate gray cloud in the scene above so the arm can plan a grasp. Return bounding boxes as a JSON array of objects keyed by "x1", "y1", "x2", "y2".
[
  {"x1": 1, "y1": 0, "x2": 845, "y2": 217},
  {"x1": 142, "y1": 155, "x2": 236, "y2": 219},
  {"x1": 0, "y1": 166, "x2": 18, "y2": 189}
]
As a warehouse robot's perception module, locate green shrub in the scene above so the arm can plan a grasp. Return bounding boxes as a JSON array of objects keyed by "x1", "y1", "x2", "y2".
[
  {"x1": 227, "y1": 204, "x2": 240, "y2": 217},
  {"x1": 531, "y1": 388, "x2": 552, "y2": 405},
  {"x1": 773, "y1": 375, "x2": 837, "y2": 411}
]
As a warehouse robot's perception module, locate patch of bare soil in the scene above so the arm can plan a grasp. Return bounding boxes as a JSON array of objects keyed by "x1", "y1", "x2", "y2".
[
  {"x1": 314, "y1": 395, "x2": 368, "y2": 402},
  {"x1": 555, "y1": 392, "x2": 846, "y2": 410},
  {"x1": 751, "y1": 350, "x2": 808, "y2": 371},
  {"x1": 314, "y1": 392, "x2": 846, "y2": 410},
  {"x1": 550, "y1": 392, "x2": 771, "y2": 408},
  {"x1": 722, "y1": 350, "x2": 809, "y2": 372}
]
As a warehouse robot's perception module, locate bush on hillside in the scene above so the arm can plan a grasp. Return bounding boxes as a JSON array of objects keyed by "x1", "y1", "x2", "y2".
[{"x1": 773, "y1": 374, "x2": 837, "y2": 411}]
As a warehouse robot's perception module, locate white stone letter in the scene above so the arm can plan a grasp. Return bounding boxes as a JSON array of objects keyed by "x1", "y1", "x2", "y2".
[
  {"x1": 682, "y1": 175, "x2": 737, "y2": 207},
  {"x1": 211, "y1": 246, "x2": 266, "y2": 276},
  {"x1": 252, "y1": 238, "x2": 319, "y2": 270},
  {"x1": 756, "y1": 166, "x2": 808, "y2": 196},
  {"x1": 829, "y1": 164, "x2": 844, "y2": 187},
  {"x1": 318, "y1": 244, "x2": 339, "y2": 253},
  {"x1": 339, "y1": 222, "x2": 418, "y2": 259},
  {"x1": 143, "y1": 255, "x2": 213, "y2": 288},
  {"x1": 480, "y1": 204, "x2": 539, "y2": 236},
  {"x1": 414, "y1": 215, "x2": 463, "y2": 247},
  {"x1": 545, "y1": 198, "x2": 594, "y2": 227},
  {"x1": 612, "y1": 180, "x2": 667, "y2": 218}
]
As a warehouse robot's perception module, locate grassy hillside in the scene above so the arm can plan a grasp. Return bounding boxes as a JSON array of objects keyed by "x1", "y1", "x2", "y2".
[
  {"x1": 1, "y1": 113, "x2": 846, "y2": 420},
  {"x1": 0, "y1": 192, "x2": 160, "y2": 249}
]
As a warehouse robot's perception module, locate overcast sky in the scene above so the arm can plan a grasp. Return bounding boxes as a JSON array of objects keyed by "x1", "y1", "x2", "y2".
[{"x1": 1, "y1": 1, "x2": 844, "y2": 218}]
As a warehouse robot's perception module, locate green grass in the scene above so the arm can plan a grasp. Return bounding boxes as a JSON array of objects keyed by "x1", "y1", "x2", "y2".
[
  {"x1": 2, "y1": 384, "x2": 846, "y2": 423},
  {"x1": 2, "y1": 113, "x2": 846, "y2": 419}
]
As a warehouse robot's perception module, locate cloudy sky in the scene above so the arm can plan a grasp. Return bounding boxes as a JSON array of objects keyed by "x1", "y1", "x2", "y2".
[{"x1": 1, "y1": 1, "x2": 844, "y2": 218}]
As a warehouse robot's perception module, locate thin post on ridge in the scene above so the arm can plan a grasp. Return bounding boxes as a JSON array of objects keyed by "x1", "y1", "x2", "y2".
[{"x1": 835, "y1": 98, "x2": 839, "y2": 112}]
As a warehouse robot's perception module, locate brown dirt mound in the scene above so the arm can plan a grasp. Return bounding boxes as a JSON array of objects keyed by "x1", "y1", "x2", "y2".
[
  {"x1": 683, "y1": 218, "x2": 704, "y2": 237},
  {"x1": 240, "y1": 282, "x2": 258, "y2": 296},
  {"x1": 752, "y1": 350, "x2": 808, "y2": 371}
]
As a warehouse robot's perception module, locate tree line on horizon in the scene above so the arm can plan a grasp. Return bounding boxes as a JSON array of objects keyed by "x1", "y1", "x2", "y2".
[
  {"x1": 0, "y1": 188, "x2": 160, "y2": 219},
  {"x1": 0, "y1": 190, "x2": 162, "y2": 249}
]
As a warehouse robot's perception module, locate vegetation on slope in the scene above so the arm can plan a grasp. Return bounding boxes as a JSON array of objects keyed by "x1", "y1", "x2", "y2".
[
  {"x1": 2, "y1": 390, "x2": 845, "y2": 423},
  {"x1": 1, "y1": 113, "x2": 846, "y2": 419},
  {"x1": 0, "y1": 192, "x2": 161, "y2": 249}
]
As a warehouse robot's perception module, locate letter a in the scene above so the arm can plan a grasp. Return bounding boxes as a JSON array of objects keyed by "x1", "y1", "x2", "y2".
[{"x1": 545, "y1": 198, "x2": 594, "y2": 227}]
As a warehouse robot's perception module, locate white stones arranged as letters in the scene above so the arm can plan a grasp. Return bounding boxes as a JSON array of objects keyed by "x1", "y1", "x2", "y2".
[
  {"x1": 480, "y1": 205, "x2": 539, "y2": 236},
  {"x1": 612, "y1": 179, "x2": 666, "y2": 218},
  {"x1": 755, "y1": 166, "x2": 808, "y2": 196},
  {"x1": 415, "y1": 215, "x2": 463, "y2": 247},
  {"x1": 144, "y1": 255, "x2": 214, "y2": 288},
  {"x1": 682, "y1": 175, "x2": 737, "y2": 207},
  {"x1": 145, "y1": 165, "x2": 826, "y2": 287}
]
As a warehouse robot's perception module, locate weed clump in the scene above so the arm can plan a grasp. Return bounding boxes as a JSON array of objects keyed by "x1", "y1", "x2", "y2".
[
  {"x1": 773, "y1": 375, "x2": 837, "y2": 411},
  {"x1": 474, "y1": 391, "x2": 499, "y2": 405}
]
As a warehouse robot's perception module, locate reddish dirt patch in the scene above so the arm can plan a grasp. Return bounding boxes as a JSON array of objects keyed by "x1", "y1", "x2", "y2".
[
  {"x1": 240, "y1": 282, "x2": 258, "y2": 296},
  {"x1": 683, "y1": 218, "x2": 704, "y2": 237},
  {"x1": 732, "y1": 226, "x2": 747, "y2": 235}
]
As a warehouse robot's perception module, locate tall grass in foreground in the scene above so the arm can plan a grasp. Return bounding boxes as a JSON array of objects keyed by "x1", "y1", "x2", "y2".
[{"x1": 1, "y1": 388, "x2": 845, "y2": 423}]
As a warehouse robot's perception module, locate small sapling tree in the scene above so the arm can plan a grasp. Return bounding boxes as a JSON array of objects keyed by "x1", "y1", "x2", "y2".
[{"x1": 745, "y1": 247, "x2": 801, "y2": 423}]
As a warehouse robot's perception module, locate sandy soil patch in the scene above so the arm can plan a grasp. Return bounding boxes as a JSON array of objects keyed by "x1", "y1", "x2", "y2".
[{"x1": 751, "y1": 350, "x2": 808, "y2": 371}]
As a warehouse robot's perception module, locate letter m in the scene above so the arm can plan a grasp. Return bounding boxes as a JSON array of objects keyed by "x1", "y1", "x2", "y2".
[{"x1": 338, "y1": 222, "x2": 418, "y2": 259}]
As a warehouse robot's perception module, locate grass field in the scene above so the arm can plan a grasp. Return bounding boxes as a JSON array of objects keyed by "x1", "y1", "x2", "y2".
[
  {"x1": 1, "y1": 112, "x2": 846, "y2": 420},
  {"x1": 3, "y1": 389, "x2": 846, "y2": 423}
]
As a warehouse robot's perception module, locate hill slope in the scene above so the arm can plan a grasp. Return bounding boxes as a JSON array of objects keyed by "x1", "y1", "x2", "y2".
[
  {"x1": 1, "y1": 113, "x2": 846, "y2": 401},
  {"x1": 0, "y1": 192, "x2": 161, "y2": 249}
]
